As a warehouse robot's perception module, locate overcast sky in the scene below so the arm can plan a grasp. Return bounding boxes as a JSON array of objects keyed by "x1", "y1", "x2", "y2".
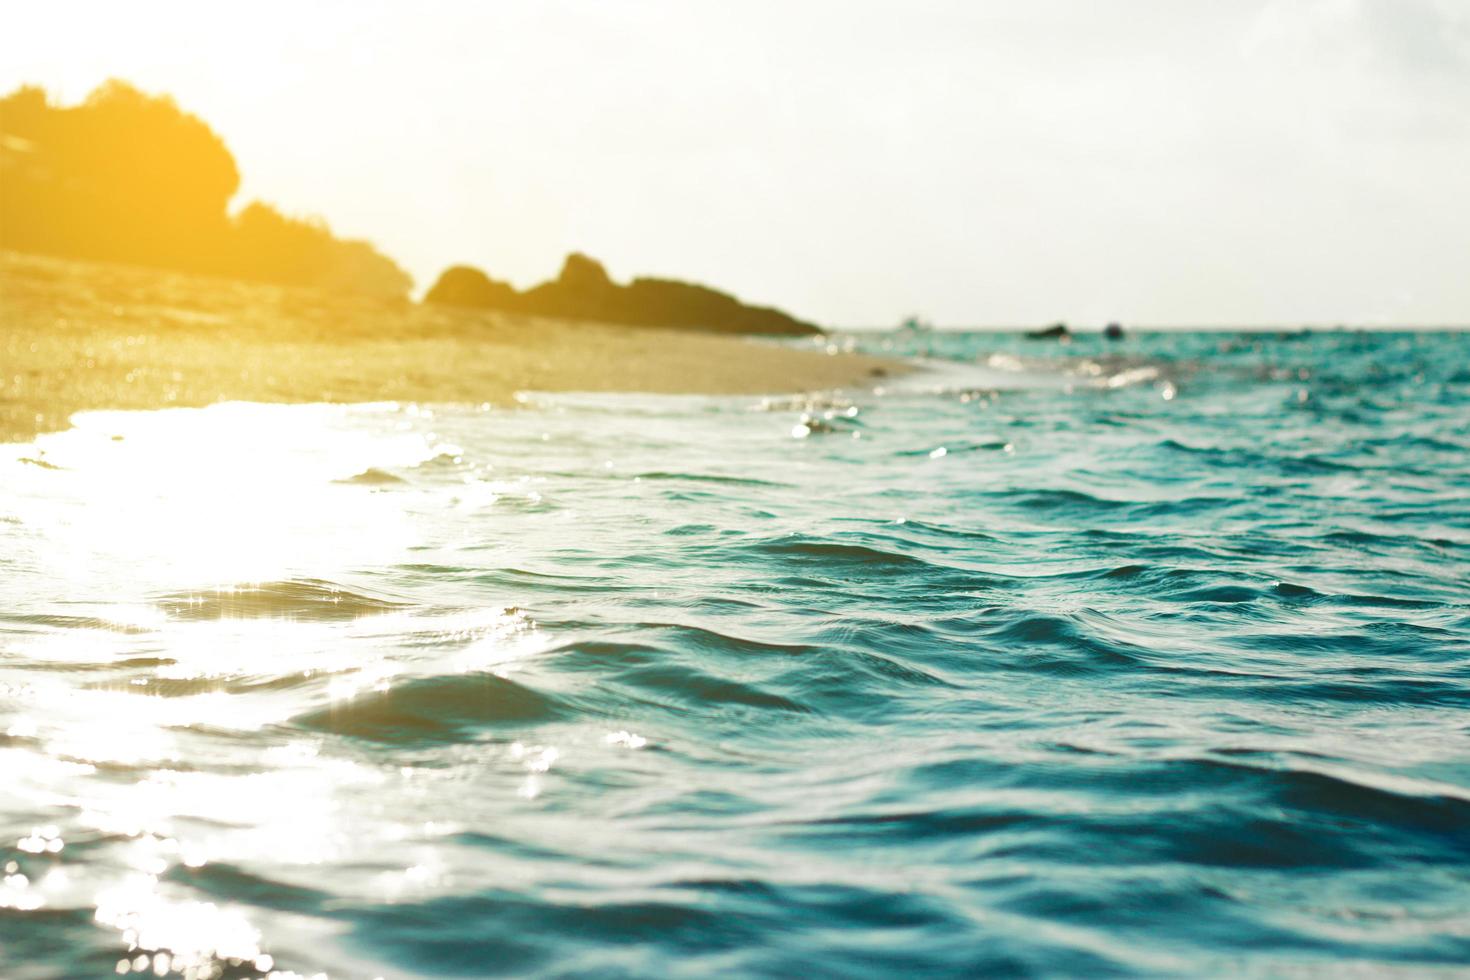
[{"x1": 4, "y1": 0, "x2": 1468, "y2": 326}]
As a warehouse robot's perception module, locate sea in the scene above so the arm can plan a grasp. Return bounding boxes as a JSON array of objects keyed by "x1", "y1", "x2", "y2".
[{"x1": 2, "y1": 328, "x2": 1468, "y2": 978}]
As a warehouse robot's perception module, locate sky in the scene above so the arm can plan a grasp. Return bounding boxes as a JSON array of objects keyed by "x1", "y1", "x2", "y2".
[{"x1": 3, "y1": 0, "x2": 1468, "y2": 326}]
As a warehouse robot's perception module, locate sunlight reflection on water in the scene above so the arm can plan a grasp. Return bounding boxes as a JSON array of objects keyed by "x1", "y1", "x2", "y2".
[
  {"x1": 11, "y1": 402, "x2": 430, "y2": 590},
  {"x1": 3, "y1": 401, "x2": 558, "y2": 976}
]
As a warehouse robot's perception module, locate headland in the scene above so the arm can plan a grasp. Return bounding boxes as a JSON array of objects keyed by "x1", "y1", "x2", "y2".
[{"x1": 0, "y1": 252, "x2": 898, "y2": 443}]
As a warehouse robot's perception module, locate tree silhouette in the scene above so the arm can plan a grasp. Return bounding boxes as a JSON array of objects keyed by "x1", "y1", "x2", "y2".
[{"x1": 1, "y1": 80, "x2": 410, "y2": 298}]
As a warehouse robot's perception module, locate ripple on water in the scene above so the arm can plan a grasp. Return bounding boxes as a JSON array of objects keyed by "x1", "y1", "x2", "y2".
[
  {"x1": 2, "y1": 330, "x2": 1470, "y2": 976},
  {"x1": 157, "y1": 579, "x2": 408, "y2": 621},
  {"x1": 294, "y1": 672, "x2": 569, "y2": 745}
]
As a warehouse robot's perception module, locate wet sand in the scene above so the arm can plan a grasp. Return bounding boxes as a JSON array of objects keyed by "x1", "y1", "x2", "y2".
[{"x1": 1, "y1": 252, "x2": 897, "y2": 442}]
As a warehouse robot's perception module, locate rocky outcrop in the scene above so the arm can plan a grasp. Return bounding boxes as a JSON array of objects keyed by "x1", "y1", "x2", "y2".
[
  {"x1": 423, "y1": 266, "x2": 520, "y2": 308},
  {"x1": 425, "y1": 253, "x2": 822, "y2": 336}
]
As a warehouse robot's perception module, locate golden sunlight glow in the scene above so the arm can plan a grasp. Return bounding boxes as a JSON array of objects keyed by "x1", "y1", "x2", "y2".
[
  {"x1": 8, "y1": 1, "x2": 1468, "y2": 323},
  {"x1": 2, "y1": 5, "x2": 1468, "y2": 977}
]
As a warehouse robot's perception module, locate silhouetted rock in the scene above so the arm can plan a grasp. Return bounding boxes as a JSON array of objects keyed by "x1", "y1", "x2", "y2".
[
  {"x1": 423, "y1": 265, "x2": 519, "y2": 307},
  {"x1": 1027, "y1": 322, "x2": 1071, "y2": 340},
  {"x1": 0, "y1": 80, "x2": 411, "y2": 299},
  {"x1": 558, "y1": 252, "x2": 614, "y2": 293},
  {"x1": 1104, "y1": 322, "x2": 1125, "y2": 340},
  {"x1": 424, "y1": 255, "x2": 822, "y2": 335}
]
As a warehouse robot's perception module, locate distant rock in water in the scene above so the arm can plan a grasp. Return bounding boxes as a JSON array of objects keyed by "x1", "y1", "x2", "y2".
[
  {"x1": 425, "y1": 253, "x2": 822, "y2": 336},
  {"x1": 1027, "y1": 322, "x2": 1071, "y2": 340},
  {"x1": 1104, "y1": 322, "x2": 1125, "y2": 340}
]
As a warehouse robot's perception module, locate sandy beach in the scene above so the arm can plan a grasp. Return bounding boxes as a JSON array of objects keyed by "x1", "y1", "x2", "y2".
[{"x1": 0, "y1": 251, "x2": 898, "y2": 443}]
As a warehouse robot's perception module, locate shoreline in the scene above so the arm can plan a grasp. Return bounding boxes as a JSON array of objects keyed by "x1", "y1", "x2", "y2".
[{"x1": 1, "y1": 252, "x2": 903, "y2": 444}]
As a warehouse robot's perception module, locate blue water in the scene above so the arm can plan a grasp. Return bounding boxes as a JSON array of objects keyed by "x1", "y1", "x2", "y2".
[{"x1": 2, "y1": 329, "x2": 1468, "y2": 977}]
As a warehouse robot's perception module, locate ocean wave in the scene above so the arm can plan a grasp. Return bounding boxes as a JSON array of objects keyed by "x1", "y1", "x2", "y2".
[
  {"x1": 157, "y1": 579, "x2": 408, "y2": 621},
  {"x1": 294, "y1": 672, "x2": 568, "y2": 743},
  {"x1": 4, "y1": 329, "x2": 1469, "y2": 976}
]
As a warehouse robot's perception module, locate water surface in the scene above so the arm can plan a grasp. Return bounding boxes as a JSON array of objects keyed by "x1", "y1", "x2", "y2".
[{"x1": 3, "y1": 329, "x2": 1469, "y2": 977}]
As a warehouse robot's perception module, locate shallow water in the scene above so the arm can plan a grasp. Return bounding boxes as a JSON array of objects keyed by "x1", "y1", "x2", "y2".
[{"x1": 2, "y1": 329, "x2": 1469, "y2": 977}]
